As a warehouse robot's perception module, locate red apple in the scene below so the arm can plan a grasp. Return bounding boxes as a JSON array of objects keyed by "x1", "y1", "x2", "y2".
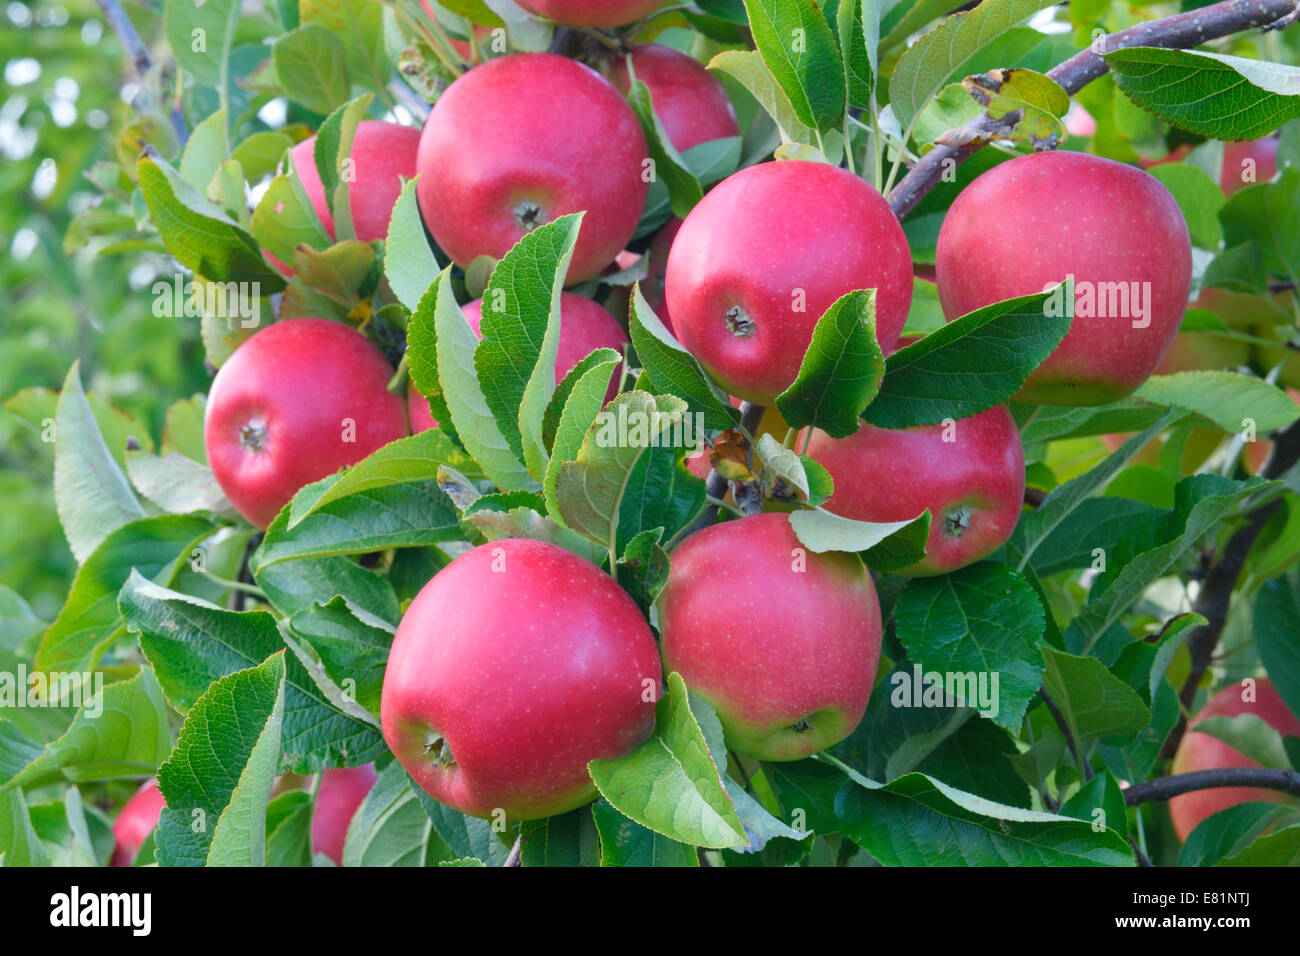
[
  {"x1": 290, "y1": 120, "x2": 420, "y2": 243},
  {"x1": 111, "y1": 779, "x2": 165, "y2": 867},
  {"x1": 407, "y1": 382, "x2": 438, "y2": 434},
  {"x1": 311, "y1": 764, "x2": 379, "y2": 865},
  {"x1": 381, "y1": 538, "x2": 661, "y2": 820},
  {"x1": 1064, "y1": 103, "x2": 1096, "y2": 138},
  {"x1": 205, "y1": 318, "x2": 409, "y2": 528},
  {"x1": 1170, "y1": 678, "x2": 1300, "y2": 841},
  {"x1": 607, "y1": 44, "x2": 739, "y2": 153},
  {"x1": 519, "y1": 0, "x2": 664, "y2": 28},
  {"x1": 1221, "y1": 136, "x2": 1279, "y2": 195},
  {"x1": 657, "y1": 512, "x2": 882, "y2": 760},
  {"x1": 803, "y1": 405, "x2": 1025, "y2": 576},
  {"x1": 416, "y1": 53, "x2": 648, "y2": 284},
  {"x1": 935, "y1": 151, "x2": 1192, "y2": 406},
  {"x1": 665, "y1": 160, "x2": 913, "y2": 404}
]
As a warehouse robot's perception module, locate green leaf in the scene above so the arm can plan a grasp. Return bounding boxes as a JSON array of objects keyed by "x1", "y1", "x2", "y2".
[
  {"x1": 406, "y1": 777, "x2": 515, "y2": 864},
  {"x1": 775, "y1": 289, "x2": 884, "y2": 437},
  {"x1": 589, "y1": 672, "x2": 747, "y2": 849},
  {"x1": 1255, "y1": 577, "x2": 1300, "y2": 721},
  {"x1": 1040, "y1": 647, "x2": 1150, "y2": 742},
  {"x1": 273, "y1": 24, "x2": 351, "y2": 115},
  {"x1": 138, "y1": 152, "x2": 284, "y2": 288},
  {"x1": 1134, "y1": 372, "x2": 1300, "y2": 434},
  {"x1": 894, "y1": 563, "x2": 1046, "y2": 732},
  {"x1": 889, "y1": 0, "x2": 1059, "y2": 131},
  {"x1": 742, "y1": 0, "x2": 846, "y2": 132},
  {"x1": 1104, "y1": 47, "x2": 1300, "y2": 142},
  {"x1": 616, "y1": 529, "x2": 671, "y2": 616},
  {"x1": 1196, "y1": 714, "x2": 1293, "y2": 770},
  {"x1": 1178, "y1": 802, "x2": 1295, "y2": 867},
  {"x1": 962, "y1": 68, "x2": 1067, "y2": 144},
  {"x1": 312, "y1": 94, "x2": 373, "y2": 241},
  {"x1": 862, "y1": 282, "x2": 1073, "y2": 428},
  {"x1": 1218, "y1": 824, "x2": 1300, "y2": 866},
  {"x1": 284, "y1": 596, "x2": 393, "y2": 719},
  {"x1": 254, "y1": 555, "x2": 399, "y2": 625},
  {"x1": 37, "y1": 515, "x2": 216, "y2": 674},
  {"x1": 788, "y1": 507, "x2": 931, "y2": 572},
  {"x1": 1148, "y1": 163, "x2": 1225, "y2": 250},
  {"x1": 52, "y1": 364, "x2": 146, "y2": 563},
  {"x1": 231, "y1": 131, "x2": 295, "y2": 183},
  {"x1": 476, "y1": 214, "x2": 584, "y2": 479},
  {"x1": 1219, "y1": 168, "x2": 1300, "y2": 283},
  {"x1": 1059, "y1": 770, "x2": 1129, "y2": 839},
  {"x1": 518, "y1": 808, "x2": 600, "y2": 867},
  {"x1": 385, "y1": 176, "x2": 441, "y2": 311},
  {"x1": 543, "y1": 350, "x2": 622, "y2": 522},
  {"x1": 1023, "y1": 496, "x2": 1163, "y2": 577},
  {"x1": 834, "y1": 767, "x2": 1134, "y2": 865},
  {"x1": 0, "y1": 669, "x2": 171, "y2": 789},
  {"x1": 125, "y1": 450, "x2": 234, "y2": 517},
  {"x1": 251, "y1": 166, "x2": 334, "y2": 264},
  {"x1": 155, "y1": 653, "x2": 286, "y2": 866},
  {"x1": 0, "y1": 587, "x2": 44, "y2": 651},
  {"x1": 708, "y1": 50, "x2": 826, "y2": 154},
  {"x1": 591, "y1": 799, "x2": 699, "y2": 866},
  {"x1": 616, "y1": 445, "x2": 708, "y2": 554},
  {"x1": 0, "y1": 788, "x2": 49, "y2": 867},
  {"x1": 179, "y1": 109, "x2": 230, "y2": 193},
  {"x1": 342, "y1": 762, "x2": 453, "y2": 867},
  {"x1": 826, "y1": 0, "x2": 874, "y2": 109},
  {"x1": 301, "y1": 0, "x2": 388, "y2": 103},
  {"x1": 164, "y1": 0, "x2": 241, "y2": 86},
  {"x1": 624, "y1": 70, "x2": 704, "y2": 218}
]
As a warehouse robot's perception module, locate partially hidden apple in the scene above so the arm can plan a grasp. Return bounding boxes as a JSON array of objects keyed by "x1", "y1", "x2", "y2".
[
  {"x1": 111, "y1": 778, "x2": 166, "y2": 867},
  {"x1": 381, "y1": 538, "x2": 662, "y2": 820},
  {"x1": 657, "y1": 512, "x2": 882, "y2": 761},
  {"x1": 311, "y1": 764, "x2": 379, "y2": 865},
  {"x1": 935, "y1": 150, "x2": 1192, "y2": 406},
  {"x1": 519, "y1": 0, "x2": 664, "y2": 28},
  {"x1": 1221, "y1": 135, "x2": 1279, "y2": 195},
  {"x1": 665, "y1": 160, "x2": 913, "y2": 404},
  {"x1": 1170, "y1": 678, "x2": 1300, "y2": 841},
  {"x1": 607, "y1": 44, "x2": 739, "y2": 153},
  {"x1": 803, "y1": 405, "x2": 1025, "y2": 576},
  {"x1": 290, "y1": 120, "x2": 420, "y2": 243},
  {"x1": 406, "y1": 291, "x2": 628, "y2": 433},
  {"x1": 205, "y1": 318, "x2": 409, "y2": 528},
  {"x1": 416, "y1": 53, "x2": 648, "y2": 284}
]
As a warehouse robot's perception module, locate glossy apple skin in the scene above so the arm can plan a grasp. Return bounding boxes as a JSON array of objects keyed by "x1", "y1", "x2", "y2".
[
  {"x1": 520, "y1": 0, "x2": 663, "y2": 27},
  {"x1": 381, "y1": 539, "x2": 661, "y2": 820},
  {"x1": 311, "y1": 764, "x2": 379, "y2": 865},
  {"x1": 1221, "y1": 136, "x2": 1279, "y2": 195},
  {"x1": 607, "y1": 44, "x2": 738, "y2": 153},
  {"x1": 935, "y1": 151, "x2": 1191, "y2": 406},
  {"x1": 405, "y1": 291, "x2": 627, "y2": 435},
  {"x1": 205, "y1": 318, "x2": 409, "y2": 528},
  {"x1": 416, "y1": 53, "x2": 648, "y2": 284},
  {"x1": 111, "y1": 779, "x2": 165, "y2": 867},
  {"x1": 1170, "y1": 678, "x2": 1300, "y2": 841},
  {"x1": 658, "y1": 513, "x2": 882, "y2": 761},
  {"x1": 290, "y1": 120, "x2": 420, "y2": 243},
  {"x1": 804, "y1": 406, "x2": 1025, "y2": 576},
  {"x1": 666, "y1": 161, "x2": 913, "y2": 404}
]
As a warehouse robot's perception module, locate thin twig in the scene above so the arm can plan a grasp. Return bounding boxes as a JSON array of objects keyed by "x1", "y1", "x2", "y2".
[
  {"x1": 95, "y1": 0, "x2": 189, "y2": 144},
  {"x1": 1041, "y1": 687, "x2": 1094, "y2": 782},
  {"x1": 1123, "y1": 766, "x2": 1300, "y2": 805}
]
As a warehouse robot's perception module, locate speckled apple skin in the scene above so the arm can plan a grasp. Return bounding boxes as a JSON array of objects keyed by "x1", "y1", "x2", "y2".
[
  {"x1": 803, "y1": 406, "x2": 1025, "y2": 576},
  {"x1": 290, "y1": 120, "x2": 420, "y2": 243},
  {"x1": 381, "y1": 539, "x2": 662, "y2": 820},
  {"x1": 405, "y1": 291, "x2": 627, "y2": 434},
  {"x1": 657, "y1": 513, "x2": 882, "y2": 761},
  {"x1": 665, "y1": 161, "x2": 913, "y2": 404},
  {"x1": 608, "y1": 44, "x2": 739, "y2": 153},
  {"x1": 311, "y1": 765, "x2": 378, "y2": 865},
  {"x1": 935, "y1": 151, "x2": 1191, "y2": 406},
  {"x1": 111, "y1": 779, "x2": 165, "y2": 867},
  {"x1": 204, "y1": 318, "x2": 409, "y2": 529},
  {"x1": 519, "y1": 0, "x2": 664, "y2": 28},
  {"x1": 1170, "y1": 679, "x2": 1300, "y2": 842},
  {"x1": 415, "y1": 53, "x2": 648, "y2": 284}
]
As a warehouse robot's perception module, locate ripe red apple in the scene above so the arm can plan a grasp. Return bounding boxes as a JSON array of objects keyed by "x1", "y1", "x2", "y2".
[
  {"x1": 1221, "y1": 136, "x2": 1279, "y2": 195},
  {"x1": 803, "y1": 405, "x2": 1025, "y2": 576},
  {"x1": 607, "y1": 44, "x2": 739, "y2": 153},
  {"x1": 519, "y1": 0, "x2": 664, "y2": 28},
  {"x1": 111, "y1": 779, "x2": 165, "y2": 867},
  {"x1": 416, "y1": 53, "x2": 648, "y2": 284},
  {"x1": 381, "y1": 538, "x2": 661, "y2": 820},
  {"x1": 1170, "y1": 678, "x2": 1300, "y2": 841},
  {"x1": 290, "y1": 120, "x2": 420, "y2": 243},
  {"x1": 665, "y1": 161, "x2": 913, "y2": 404},
  {"x1": 311, "y1": 764, "x2": 379, "y2": 865},
  {"x1": 935, "y1": 151, "x2": 1192, "y2": 406},
  {"x1": 657, "y1": 512, "x2": 882, "y2": 761},
  {"x1": 405, "y1": 291, "x2": 627, "y2": 434},
  {"x1": 1064, "y1": 103, "x2": 1096, "y2": 138},
  {"x1": 205, "y1": 318, "x2": 409, "y2": 528}
]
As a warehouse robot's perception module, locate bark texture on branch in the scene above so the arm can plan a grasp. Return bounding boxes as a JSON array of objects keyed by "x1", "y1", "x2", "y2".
[
  {"x1": 887, "y1": 0, "x2": 1300, "y2": 219},
  {"x1": 1123, "y1": 766, "x2": 1300, "y2": 805}
]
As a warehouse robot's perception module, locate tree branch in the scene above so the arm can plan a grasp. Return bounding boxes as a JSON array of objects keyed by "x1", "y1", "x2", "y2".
[
  {"x1": 688, "y1": 402, "x2": 766, "y2": 535},
  {"x1": 887, "y1": 0, "x2": 1300, "y2": 219},
  {"x1": 95, "y1": 0, "x2": 189, "y2": 144},
  {"x1": 1041, "y1": 687, "x2": 1094, "y2": 782},
  {"x1": 1123, "y1": 766, "x2": 1300, "y2": 806}
]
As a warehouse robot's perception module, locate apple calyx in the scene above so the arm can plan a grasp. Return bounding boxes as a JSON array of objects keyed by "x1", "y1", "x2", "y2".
[
  {"x1": 513, "y1": 199, "x2": 547, "y2": 232},
  {"x1": 423, "y1": 731, "x2": 457, "y2": 770},
  {"x1": 724, "y1": 305, "x2": 756, "y2": 337},
  {"x1": 790, "y1": 718, "x2": 813, "y2": 734},
  {"x1": 943, "y1": 504, "x2": 972, "y2": 538},
  {"x1": 238, "y1": 420, "x2": 268, "y2": 452}
]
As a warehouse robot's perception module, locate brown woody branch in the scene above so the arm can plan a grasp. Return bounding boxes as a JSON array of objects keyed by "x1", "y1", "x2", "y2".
[
  {"x1": 886, "y1": 0, "x2": 1300, "y2": 219},
  {"x1": 95, "y1": 0, "x2": 189, "y2": 144},
  {"x1": 1123, "y1": 766, "x2": 1300, "y2": 805}
]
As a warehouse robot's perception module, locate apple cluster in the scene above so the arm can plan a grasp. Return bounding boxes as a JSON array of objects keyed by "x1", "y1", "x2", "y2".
[{"x1": 192, "y1": 14, "x2": 1293, "y2": 839}]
